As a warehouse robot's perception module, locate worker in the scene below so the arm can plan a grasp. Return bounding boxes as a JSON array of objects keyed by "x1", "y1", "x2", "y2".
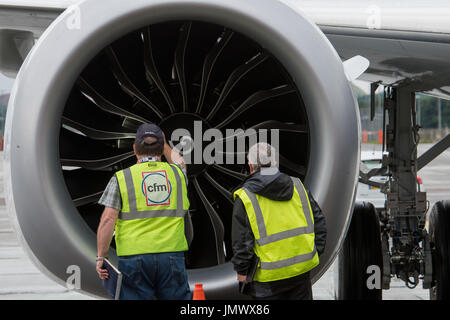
[
  {"x1": 95, "y1": 123, "x2": 192, "y2": 300},
  {"x1": 231, "y1": 142, "x2": 327, "y2": 300}
]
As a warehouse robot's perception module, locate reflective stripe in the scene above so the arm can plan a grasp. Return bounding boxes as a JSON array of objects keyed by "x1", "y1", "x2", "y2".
[
  {"x1": 257, "y1": 226, "x2": 313, "y2": 246},
  {"x1": 169, "y1": 164, "x2": 184, "y2": 217},
  {"x1": 242, "y1": 187, "x2": 267, "y2": 239},
  {"x1": 118, "y1": 209, "x2": 187, "y2": 220},
  {"x1": 260, "y1": 247, "x2": 317, "y2": 270},
  {"x1": 291, "y1": 177, "x2": 313, "y2": 228},
  {"x1": 118, "y1": 164, "x2": 186, "y2": 221},
  {"x1": 241, "y1": 176, "x2": 314, "y2": 247},
  {"x1": 123, "y1": 167, "x2": 137, "y2": 211}
]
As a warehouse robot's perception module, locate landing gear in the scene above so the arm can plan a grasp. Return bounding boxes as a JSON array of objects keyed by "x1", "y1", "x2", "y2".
[
  {"x1": 338, "y1": 202, "x2": 383, "y2": 300},
  {"x1": 346, "y1": 82, "x2": 450, "y2": 299},
  {"x1": 429, "y1": 200, "x2": 450, "y2": 300}
]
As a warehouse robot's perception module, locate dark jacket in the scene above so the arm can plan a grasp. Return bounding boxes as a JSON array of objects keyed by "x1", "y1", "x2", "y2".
[{"x1": 231, "y1": 168, "x2": 327, "y2": 297}]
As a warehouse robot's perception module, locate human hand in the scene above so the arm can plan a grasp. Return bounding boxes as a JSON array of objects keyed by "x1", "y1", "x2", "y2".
[
  {"x1": 237, "y1": 274, "x2": 248, "y2": 284},
  {"x1": 96, "y1": 260, "x2": 109, "y2": 280}
]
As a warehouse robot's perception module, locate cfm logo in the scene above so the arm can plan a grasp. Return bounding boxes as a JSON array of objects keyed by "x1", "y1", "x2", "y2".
[{"x1": 141, "y1": 170, "x2": 172, "y2": 206}]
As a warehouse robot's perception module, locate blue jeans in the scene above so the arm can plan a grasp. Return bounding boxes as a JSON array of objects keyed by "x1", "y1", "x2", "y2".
[{"x1": 118, "y1": 252, "x2": 191, "y2": 300}]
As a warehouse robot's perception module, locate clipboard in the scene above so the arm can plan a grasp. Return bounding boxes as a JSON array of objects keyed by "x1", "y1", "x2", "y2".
[
  {"x1": 101, "y1": 259, "x2": 123, "y2": 300},
  {"x1": 239, "y1": 255, "x2": 260, "y2": 294}
]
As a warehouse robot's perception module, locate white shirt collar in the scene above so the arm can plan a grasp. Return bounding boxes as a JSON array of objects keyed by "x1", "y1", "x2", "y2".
[{"x1": 137, "y1": 156, "x2": 161, "y2": 164}]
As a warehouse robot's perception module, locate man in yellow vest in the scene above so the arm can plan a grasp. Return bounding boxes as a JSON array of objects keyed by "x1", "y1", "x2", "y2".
[
  {"x1": 95, "y1": 123, "x2": 191, "y2": 300},
  {"x1": 232, "y1": 142, "x2": 327, "y2": 300}
]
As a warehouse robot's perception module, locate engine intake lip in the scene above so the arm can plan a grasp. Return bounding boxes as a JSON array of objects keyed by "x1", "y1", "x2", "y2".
[{"x1": 4, "y1": 0, "x2": 360, "y2": 299}]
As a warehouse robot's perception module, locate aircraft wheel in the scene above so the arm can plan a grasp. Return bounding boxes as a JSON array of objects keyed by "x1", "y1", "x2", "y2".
[
  {"x1": 429, "y1": 200, "x2": 450, "y2": 300},
  {"x1": 338, "y1": 202, "x2": 383, "y2": 300}
]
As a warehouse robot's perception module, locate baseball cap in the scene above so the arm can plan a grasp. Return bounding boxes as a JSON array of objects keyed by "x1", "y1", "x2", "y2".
[{"x1": 135, "y1": 123, "x2": 164, "y2": 146}]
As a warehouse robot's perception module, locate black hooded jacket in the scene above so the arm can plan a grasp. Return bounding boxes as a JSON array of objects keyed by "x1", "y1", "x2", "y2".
[{"x1": 231, "y1": 168, "x2": 327, "y2": 296}]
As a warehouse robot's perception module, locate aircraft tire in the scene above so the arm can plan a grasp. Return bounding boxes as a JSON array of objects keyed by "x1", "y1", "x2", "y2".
[
  {"x1": 338, "y1": 201, "x2": 383, "y2": 300},
  {"x1": 429, "y1": 200, "x2": 450, "y2": 300}
]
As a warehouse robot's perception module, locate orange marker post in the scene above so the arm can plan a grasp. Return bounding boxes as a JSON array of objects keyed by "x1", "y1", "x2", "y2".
[
  {"x1": 378, "y1": 130, "x2": 383, "y2": 144},
  {"x1": 192, "y1": 283, "x2": 206, "y2": 300}
]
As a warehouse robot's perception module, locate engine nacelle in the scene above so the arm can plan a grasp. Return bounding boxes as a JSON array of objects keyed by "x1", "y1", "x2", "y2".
[{"x1": 4, "y1": 0, "x2": 360, "y2": 299}]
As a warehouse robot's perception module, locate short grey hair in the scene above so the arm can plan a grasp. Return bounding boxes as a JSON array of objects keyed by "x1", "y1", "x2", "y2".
[{"x1": 247, "y1": 142, "x2": 278, "y2": 172}]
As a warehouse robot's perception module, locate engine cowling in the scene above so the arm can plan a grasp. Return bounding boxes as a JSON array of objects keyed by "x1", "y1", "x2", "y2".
[{"x1": 4, "y1": 0, "x2": 360, "y2": 299}]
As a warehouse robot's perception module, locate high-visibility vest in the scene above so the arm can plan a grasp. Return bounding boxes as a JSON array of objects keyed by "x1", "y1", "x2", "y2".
[
  {"x1": 234, "y1": 176, "x2": 319, "y2": 282},
  {"x1": 115, "y1": 161, "x2": 189, "y2": 256}
]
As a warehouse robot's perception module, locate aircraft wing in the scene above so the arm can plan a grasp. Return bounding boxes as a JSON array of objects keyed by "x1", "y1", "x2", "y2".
[
  {"x1": 0, "y1": 0, "x2": 74, "y2": 76},
  {"x1": 283, "y1": 0, "x2": 450, "y2": 99},
  {"x1": 3, "y1": 0, "x2": 450, "y2": 99},
  {"x1": 0, "y1": 1, "x2": 73, "y2": 34}
]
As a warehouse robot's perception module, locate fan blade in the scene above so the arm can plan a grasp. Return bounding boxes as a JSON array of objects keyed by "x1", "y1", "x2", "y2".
[
  {"x1": 105, "y1": 46, "x2": 164, "y2": 119},
  {"x1": 202, "y1": 171, "x2": 233, "y2": 204},
  {"x1": 61, "y1": 152, "x2": 134, "y2": 171},
  {"x1": 63, "y1": 169, "x2": 112, "y2": 207},
  {"x1": 217, "y1": 121, "x2": 307, "y2": 146},
  {"x1": 250, "y1": 120, "x2": 308, "y2": 133},
  {"x1": 174, "y1": 22, "x2": 192, "y2": 112},
  {"x1": 60, "y1": 129, "x2": 135, "y2": 170},
  {"x1": 196, "y1": 30, "x2": 234, "y2": 114},
  {"x1": 212, "y1": 164, "x2": 247, "y2": 181},
  {"x1": 215, "y1": 85, "x2": 296, "y2": 129},
  {"x1": 62, "y1": 117, "x2": 135, "y2": 140},
  {"x1": 205, "y1": 52, "x2": 269, "y2": 122},
  {"x1": 142, "y1": 27, "x2": 176, "y2": 113},
  {"x1": 278, "y1": 154, "x2": 307, "y2": 176},
  {"x1": 214, "y1": 150, "x2": 306, "y2": 177},
  {"x1": 77, "y1": 78, "x2": 151, "y2": 124},
  {"x1": 73, "y1": 192, "x2": 103, "y2": 207},
  {"x1": 192, "y1": 178, "x2": 226, "y2": 265}
]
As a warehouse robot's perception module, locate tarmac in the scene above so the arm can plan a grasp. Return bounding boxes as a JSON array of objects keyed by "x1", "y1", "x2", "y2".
[{"x1": 0, "y1": 143, "x2": 449, "y2": 300}]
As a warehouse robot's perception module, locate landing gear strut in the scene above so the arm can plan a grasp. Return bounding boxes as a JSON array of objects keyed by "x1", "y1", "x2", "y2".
[{"x1": 381, "y1": 86, "x2": 431, "y2": 291}]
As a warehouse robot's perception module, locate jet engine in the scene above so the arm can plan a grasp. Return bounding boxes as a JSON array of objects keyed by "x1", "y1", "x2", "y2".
[{"x1": 4, "y1": 0, "x2": 360, "y2": 299}]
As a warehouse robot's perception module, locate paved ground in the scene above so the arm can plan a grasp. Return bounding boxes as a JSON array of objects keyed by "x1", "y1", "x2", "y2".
[{"x1": 0, "y1": 143, "x2": 449, "y2": 300}]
